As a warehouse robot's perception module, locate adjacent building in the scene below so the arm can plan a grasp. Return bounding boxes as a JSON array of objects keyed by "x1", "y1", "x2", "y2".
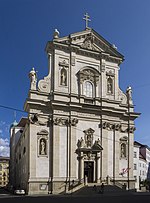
[
  {"x1": 10, "y1": 19, "x2": 140, "y2": 194},
  {"x1": 133, "y1": 141, "x2": 149, "y2": 190},
  {"x1": 0, "y1": 156, "x2": 9, "y2": 187}
]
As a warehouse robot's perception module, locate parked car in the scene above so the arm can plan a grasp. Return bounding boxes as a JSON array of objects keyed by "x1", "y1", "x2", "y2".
[{"x1": 14, "y1": 189, "x2": 25, "y2": 195}]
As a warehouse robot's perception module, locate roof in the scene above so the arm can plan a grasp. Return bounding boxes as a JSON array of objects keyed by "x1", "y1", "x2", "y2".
[
  {"x1": 0, "y1": 156, "x2": 10, "y2": 161},
  {"x1": 17, "y1": 117, "x2": 28, "y2": 127},
  {"x1": 139, "y1": 153, "x2": 146, "y2": 161}
]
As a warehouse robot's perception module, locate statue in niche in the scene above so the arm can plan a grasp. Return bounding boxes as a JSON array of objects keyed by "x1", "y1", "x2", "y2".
[
  {"x1": 60, "y1": 68, "x2": 67, "y2": 86},
  {"x1": 107, "y1": 77, "x2": 113, "y2": 94},
  {"x1": 121, "y1": 143, "x2": 126, "y2": 158},
  {"x1": 40, "y1": 139, "x2": 46, "y2": 155}
]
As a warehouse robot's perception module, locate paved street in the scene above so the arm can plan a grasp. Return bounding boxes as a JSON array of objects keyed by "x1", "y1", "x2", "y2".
[{"x1": 1, "y1": 187, "x2": 150, "y2": 203}]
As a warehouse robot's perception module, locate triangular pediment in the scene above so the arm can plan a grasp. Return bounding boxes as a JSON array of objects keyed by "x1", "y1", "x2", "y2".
[{"x1": 53, "y1": 28, "x2": 124, "y2": 59}]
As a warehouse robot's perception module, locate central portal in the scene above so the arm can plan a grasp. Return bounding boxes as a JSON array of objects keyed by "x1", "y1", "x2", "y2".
[{"x1": 84, "y1": 161, "x2": 94, "y2": 183}]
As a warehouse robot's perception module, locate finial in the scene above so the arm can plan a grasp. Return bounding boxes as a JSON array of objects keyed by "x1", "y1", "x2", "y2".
[
  {"x1": 83, "y1": 13, "x2": 91, "y2": 29},
  {"x1": 53, "y1": 29, "x2": 60, "y2": 39}
]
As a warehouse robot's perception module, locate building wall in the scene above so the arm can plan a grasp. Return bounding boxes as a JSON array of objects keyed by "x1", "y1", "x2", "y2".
[
  {"x1": 0, "y1": 157, "x2": 9, "y2": 187},
  {"x1": 11, "y1": 29, "x2": 139, "y2": 194}
]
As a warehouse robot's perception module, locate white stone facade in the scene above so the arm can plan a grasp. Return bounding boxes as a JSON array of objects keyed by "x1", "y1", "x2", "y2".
[{"x1": 10, "y1": 28, "x2": 140, "y2": 194}]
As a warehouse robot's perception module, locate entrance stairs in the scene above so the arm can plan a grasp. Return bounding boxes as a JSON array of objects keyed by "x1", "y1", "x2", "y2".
[{"x1": 72, "y1": 183, "x2": 131, "y2": 196}]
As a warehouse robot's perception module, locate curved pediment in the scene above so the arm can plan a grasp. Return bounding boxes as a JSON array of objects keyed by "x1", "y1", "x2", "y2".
[
  {"x1": 37, "y1": 129, "x2": 49, "y2": 135},
  {"x1": 77, "y1": 68, "x2": 100, "y2": 85}
]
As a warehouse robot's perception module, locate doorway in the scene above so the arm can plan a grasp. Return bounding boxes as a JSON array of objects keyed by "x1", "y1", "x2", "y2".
[{"x1": 84, "y1": 161, "x2": 94, "y2": 183}]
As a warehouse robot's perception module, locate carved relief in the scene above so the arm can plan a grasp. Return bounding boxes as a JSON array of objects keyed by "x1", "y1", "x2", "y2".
[
  {"x1": 28, "y1": 114, "x2": 48, "y2": 126},
  {"x1": 59, "y1": 59, "x2": 69, "y2": 67},
  {"x1": 100, "y1": 122, "x2": 124, "y2": 132},
  {"x1": 53, "y1": 117, "x2": 67, "y2": 126},
  {"x1": 81, "y1": 35, "x2": 94, "y2": 50},
  {"x1": 83, "y1": 128, "x2": 95, "y2": 148},
  {"x1": 38, "y1": 76, "x2": 50, "y2": 93},
  {"x1": 70, "y1": 118, "x2": 78, "y2": 126},
  {"x1": 128, "y1": 126, "x2": 136, "y2": 133},
  {"x1": 79, "y1": 69, "x2": 99, "y2": 85},
  {"x1": 53, "y1": 117, "x2": 78, "y2": 126}
]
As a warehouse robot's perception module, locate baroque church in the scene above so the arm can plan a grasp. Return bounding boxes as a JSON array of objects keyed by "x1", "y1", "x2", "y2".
[{"x1": 10, "y1": 15, "x2": 140, "y2": 194}]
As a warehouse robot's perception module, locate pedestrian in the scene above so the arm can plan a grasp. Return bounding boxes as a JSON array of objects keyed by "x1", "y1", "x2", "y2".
[
  {"x1": 93, "y1": 185, "x2": 97, "y2": 192},
  {"x1": 99, "y1": 183, "x2": 104, "y2": 194}
]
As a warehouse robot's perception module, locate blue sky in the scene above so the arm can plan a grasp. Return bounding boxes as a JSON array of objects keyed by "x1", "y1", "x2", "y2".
[{"x1": 0, "y1": 0, "x2": 150, "y2": 156}]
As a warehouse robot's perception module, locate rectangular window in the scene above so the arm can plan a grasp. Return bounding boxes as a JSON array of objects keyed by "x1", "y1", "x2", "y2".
[
  {"x1": 134, "y1": 152, "x2": 137, "y2": 158},
  {"x1": 134, "y1": 164, "x2": 137, "y2": 170}
]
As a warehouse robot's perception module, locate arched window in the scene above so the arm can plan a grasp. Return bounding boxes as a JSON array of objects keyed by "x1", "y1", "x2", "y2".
[{"x1": 84, "y1": 81, "x2": 93, "y2": 97}]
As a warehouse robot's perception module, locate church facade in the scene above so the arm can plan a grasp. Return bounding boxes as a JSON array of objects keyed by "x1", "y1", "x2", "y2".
[{"x1": 10, "y1": 25, "x2": 140, "y2": 194}]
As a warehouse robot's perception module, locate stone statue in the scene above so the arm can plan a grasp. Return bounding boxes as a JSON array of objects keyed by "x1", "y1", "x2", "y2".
[
  {"x1": 40, "y1": 139, "x2": 46, "y2": 155},
  {"x1": 60, "y1": 69, "x2": 67, "y2": 85},
  {"x1": 53, "y1": 29, "x2": 60, "y2": 39},
  {"x1": 121, "y1": 144, "x2": 126, "y2": 158},
  {"x1": 107, "y1": 78, "x2": 113, "y2": 93},
  {"x1": 126, "y1": 86, "x2": 133, "y2": 105},
  {"x1": 77, "y1": 139, "x2": 81, "y2": 148},
  {"x1": 97, "y1": 138, "x2": 100, "y2": 145},
  {"x1": 29, "y1": 67, "x2": 37, "y2": 90},
  {"x1": 80, "y1": 137, "x2": 85, "y2": 148}
]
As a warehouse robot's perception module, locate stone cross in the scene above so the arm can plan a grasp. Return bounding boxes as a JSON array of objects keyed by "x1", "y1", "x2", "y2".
[{"x1": 83, "y1": 13, "x2": 91, "y2": 29}]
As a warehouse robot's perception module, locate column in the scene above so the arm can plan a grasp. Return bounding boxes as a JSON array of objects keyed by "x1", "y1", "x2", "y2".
[{"x1": 96, "y1": 152, "x2": 101, "y2": 183}]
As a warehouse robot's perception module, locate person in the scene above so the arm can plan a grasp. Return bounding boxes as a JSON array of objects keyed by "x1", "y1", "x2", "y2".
[
  {"x1": 99, "y1": 183, "x2": 104, "y2": 194},
  {"x1": 123, "y1": 183, "x2": 127, "y2": 190},
  {"x1": 93, "y1": 185, "x2": 97, "y2": 192}
]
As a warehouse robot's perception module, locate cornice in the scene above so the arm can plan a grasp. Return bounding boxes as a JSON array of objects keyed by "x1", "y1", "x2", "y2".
[{"x1": 46, "y1": 41, "x2": 123, "y2": 64}]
